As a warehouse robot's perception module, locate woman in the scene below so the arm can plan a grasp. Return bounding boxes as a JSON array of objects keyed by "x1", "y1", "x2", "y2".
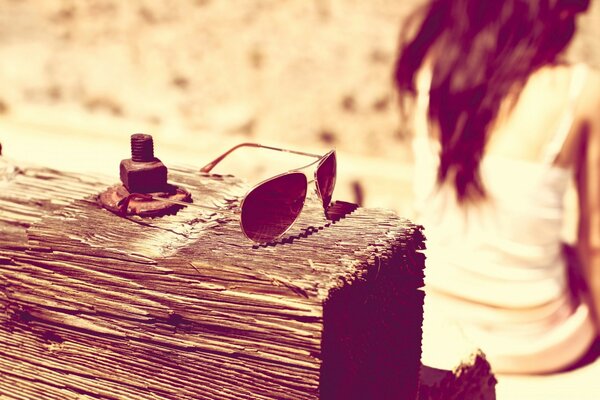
[{"x1": 394, "y1": 0, "x2": 599, "y2": 373}]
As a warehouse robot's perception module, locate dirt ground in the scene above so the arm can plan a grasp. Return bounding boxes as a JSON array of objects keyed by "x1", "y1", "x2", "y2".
[{"x1": 1, "y1": 0, "x2": 600, "y2": 398}]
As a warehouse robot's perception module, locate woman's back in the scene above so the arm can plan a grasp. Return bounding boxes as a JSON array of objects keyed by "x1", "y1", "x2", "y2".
[{"x1": 414, "y1": 64, "x2": 599, "y2": 373}]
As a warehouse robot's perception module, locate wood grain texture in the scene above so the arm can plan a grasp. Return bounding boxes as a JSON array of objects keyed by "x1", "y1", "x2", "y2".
[{"x1": 0, "y1": 159, "x2": 425, "y2": 399}]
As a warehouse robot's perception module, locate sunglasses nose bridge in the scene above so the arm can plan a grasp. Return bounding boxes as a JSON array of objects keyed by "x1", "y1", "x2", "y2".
[{"x1": 294, "y1": 169, "x2": 317, "y2": 191}]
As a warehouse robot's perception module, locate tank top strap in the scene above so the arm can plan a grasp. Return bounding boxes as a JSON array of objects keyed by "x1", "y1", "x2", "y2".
[{"x1": 542, "y1": 64, "x2": 588, "y2": 165}]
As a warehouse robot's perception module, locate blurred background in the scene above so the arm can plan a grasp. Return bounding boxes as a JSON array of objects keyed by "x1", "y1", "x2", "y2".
[
  {"x1": 1, "y1": 0, "x2": 597, "y2": 216},
  {"x1": 1, "y1": 2, "x2": 600, "y2": 397}
]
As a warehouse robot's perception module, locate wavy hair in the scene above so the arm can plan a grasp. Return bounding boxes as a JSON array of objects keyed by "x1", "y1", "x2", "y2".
[{"x1": 394, "y1": 0, "x2": 590, "y2": 201}]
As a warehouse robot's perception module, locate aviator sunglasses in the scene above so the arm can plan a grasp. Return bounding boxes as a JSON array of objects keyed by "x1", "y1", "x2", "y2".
[{"x1": 118, "y1": 143, "x2": 337, "y2": 244}]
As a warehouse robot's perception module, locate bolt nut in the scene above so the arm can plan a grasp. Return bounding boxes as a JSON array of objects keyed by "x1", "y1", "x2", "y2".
[{"x1": 120, "y1": 158, "x2": 168, "y2": 193}]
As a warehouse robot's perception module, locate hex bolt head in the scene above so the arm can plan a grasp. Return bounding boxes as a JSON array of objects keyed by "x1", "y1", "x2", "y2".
[{"x1": 120, "y1": 133, "x2": 168, "y2": 193}]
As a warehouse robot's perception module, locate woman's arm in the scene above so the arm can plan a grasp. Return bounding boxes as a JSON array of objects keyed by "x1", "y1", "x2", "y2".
[{"x1": 575, "y1": 68, "x2": 600, "y2": 330}]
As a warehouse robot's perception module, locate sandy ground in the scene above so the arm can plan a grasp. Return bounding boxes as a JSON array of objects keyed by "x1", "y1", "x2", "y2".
[{"x1": 2, "y1": 0, "x2": 600, "y2": 398}]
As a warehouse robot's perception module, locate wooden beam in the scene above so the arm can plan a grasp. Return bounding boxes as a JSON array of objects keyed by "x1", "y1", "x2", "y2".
[{"x1": 0, "y1": 159, "x2": 425, "y2": 399}]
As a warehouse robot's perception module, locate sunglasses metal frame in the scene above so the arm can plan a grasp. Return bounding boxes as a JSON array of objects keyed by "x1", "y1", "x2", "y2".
[
  {"x1": 237, "y1": 149, "x2": 335, "y2": 242},
  {"x1": 117, "y1": 143, "x2": 336, "y2": 243}
]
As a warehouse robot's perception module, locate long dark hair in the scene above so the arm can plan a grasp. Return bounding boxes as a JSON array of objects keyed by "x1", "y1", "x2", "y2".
[{"x1": 394, "y1": 0, "x2": 589, "y2": 201}]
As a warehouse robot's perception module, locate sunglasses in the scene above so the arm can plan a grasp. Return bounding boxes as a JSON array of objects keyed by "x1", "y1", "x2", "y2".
[{"x1": 118, "y1": 143, "x2": 337, "y2": 244}]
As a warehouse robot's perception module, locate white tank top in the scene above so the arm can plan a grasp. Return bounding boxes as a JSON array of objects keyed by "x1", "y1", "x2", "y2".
[{"x1": 414, "y1": 65, "x2": 596, "y2": 373}]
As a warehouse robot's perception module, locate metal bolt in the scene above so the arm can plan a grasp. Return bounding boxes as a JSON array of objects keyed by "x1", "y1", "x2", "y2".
[
  {"x1": 131, "y1": 133, "x2": 154, "y2": 162},
  {"x1": 120, "y1": 133, "x2": 168, "y2": 193},
  {"x1": 100, "y1": 133, "x2": 192, "y2": 217}
]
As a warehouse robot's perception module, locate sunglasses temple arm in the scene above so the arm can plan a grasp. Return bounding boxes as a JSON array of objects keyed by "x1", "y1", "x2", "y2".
[{"x1": 200, "y1": 142, "x2": 322, "y2": 173}]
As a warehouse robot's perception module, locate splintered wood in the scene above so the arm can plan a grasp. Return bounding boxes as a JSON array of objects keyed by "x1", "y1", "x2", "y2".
[{"x1": 0, "y1": 159, "x2": 425, "y2": 400}]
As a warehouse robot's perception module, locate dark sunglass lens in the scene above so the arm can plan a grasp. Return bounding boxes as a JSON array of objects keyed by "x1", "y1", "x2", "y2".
[
  {"x1": 316, "y1": 151, "x2": 337, "y2": 208},
  {"x1": 241, "y1": 172, "x2": 308, "y2": 243}
]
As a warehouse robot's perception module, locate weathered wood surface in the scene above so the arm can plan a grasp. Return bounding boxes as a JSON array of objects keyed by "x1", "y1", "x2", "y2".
[{"x1": 0, "y1": 158, "x2": 425, "y2": 400}]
